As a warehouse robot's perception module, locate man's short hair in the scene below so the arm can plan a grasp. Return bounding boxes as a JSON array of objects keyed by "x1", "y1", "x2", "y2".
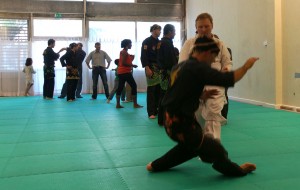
[
  {"x1": 95, "y1": 42, "x2": 101, "y2": 46},
  {"x1": 195, "y1": 13, "x2": 213, "y2": 24},
  {"x1": 48, "y1": 39, "x2": 55, "y2": 46},
  {"x1": 150, "y1": 24, "x2": 161, "y2": 32},
  {"x1": 69, "y1": 43, "x2": 78, "y2": 49},
  {"x1": 163, "y1": 24, "x2": 175, "y2": 35}
]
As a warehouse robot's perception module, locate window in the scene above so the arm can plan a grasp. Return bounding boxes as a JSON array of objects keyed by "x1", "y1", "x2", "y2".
[
  {"x1": 32, "y1": 19, "x2": 83, "y2": 69},
  {"x1": 0, "y1": 19, "x2": 28, "y2": 71},
  {"x1": 89, "y1": 21, "x2": 135, "y2": 64},
  {"x1": 32, "y1": 19, "x2": 84, "y2": 94},
  {"x1": 88, "y1": 21, "x2": 181, "y2": 69},
  {"x1": 33, "y1": 19, "x2": 82, "y2": 37}
]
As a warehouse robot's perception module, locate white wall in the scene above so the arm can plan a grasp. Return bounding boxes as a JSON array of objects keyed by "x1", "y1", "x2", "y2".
[
  {"x1": 186, "y1": 0, "x2": 277, "y2": 107},
  {"x1": 282, "y1": 0, "x2": 300, "y2": 107}
]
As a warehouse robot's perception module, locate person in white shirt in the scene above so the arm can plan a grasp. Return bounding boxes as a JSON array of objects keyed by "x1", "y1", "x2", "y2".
[
  {"x1": 23, "y1": 58, "x2": 36, "y2": 96},
  {"x1": 179, "y1": 13, "x2": 232, "y2": 140},
  {"x1": 86, "y1": 42, "x2": 112, "y2": 100}
]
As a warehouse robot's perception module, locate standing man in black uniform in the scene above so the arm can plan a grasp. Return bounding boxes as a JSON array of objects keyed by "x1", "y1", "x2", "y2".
[
  {"x1": 43, "y1": 39, "x2": 66, "y2": 99},
  {"x1": 60, "y1": 43, "x2": 79, "y2": 101},
  {"x1": 75, "y1": 42, "x2": 86, "y2": 98},
  {"x1": 141, "y1": 24, "x2": 162, "y2": 119},
  {"x1": 157, "y1": 24, "x2": 178, "y2": 125}
]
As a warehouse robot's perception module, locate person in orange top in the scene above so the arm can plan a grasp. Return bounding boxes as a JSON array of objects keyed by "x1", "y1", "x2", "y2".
[{"x1": 115, "y1": 39, "x2": 143, "y2": 109}]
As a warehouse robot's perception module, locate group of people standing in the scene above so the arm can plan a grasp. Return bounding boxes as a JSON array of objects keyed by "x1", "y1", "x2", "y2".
[
  {"x1": 41, "y1": 37, "x2": 142, "y2": 107},
  {"x1": 141, "y1": 14, "x2": 233, "y2": 140},
  {"x1": 141, "y1": 24, "x2": 178, "y2": 124},
  {"x1": 43, "y1": 40, "x2": 86, "y2": 101}
]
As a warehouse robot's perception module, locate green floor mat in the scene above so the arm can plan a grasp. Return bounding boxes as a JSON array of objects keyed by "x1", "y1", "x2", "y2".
[{"x1": 1, "y1": 94, "x2": 300, "y2": 189}]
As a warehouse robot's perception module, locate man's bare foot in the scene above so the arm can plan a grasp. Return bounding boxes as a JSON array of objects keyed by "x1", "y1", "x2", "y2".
[
  {"x1": 146, "y1": 162, "x2": 153, "y2": 171},
  {"x1": 240, "y1": 162, "x2": 256, "y2": 173},
  {"x1": 134, "y1": 104, "x2": 143, "y2": 108},
  {"x1": 116, "y1": 105, "x2": 124, "y2": 108}
]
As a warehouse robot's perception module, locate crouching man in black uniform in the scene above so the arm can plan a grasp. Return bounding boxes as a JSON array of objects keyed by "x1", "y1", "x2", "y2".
[{"x1": 146, "y1": 36, "x2": 258, "y2": 177}]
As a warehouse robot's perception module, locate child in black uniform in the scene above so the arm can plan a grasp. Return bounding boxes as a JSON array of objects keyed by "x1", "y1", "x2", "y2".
[{"x1": 146, "y1": 36, "x2": 259, "y2": 177}]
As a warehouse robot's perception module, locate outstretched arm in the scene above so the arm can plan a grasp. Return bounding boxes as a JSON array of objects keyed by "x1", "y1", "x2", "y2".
[{"x1": 234, "y1": 57, "x2": 259, "y2": 82}]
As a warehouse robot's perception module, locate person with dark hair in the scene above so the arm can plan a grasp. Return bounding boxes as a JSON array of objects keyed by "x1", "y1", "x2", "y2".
[
  {"x1": 140, "y1": 24, "x2": 162, "y2": 119},
  {"x1": 146, "y1": 36, "x2": 259, "y2": 177},
  {"x1": 58, "y1": 42, "x2": 86, "y2": 99},
  {"x1": 60, "y1": 43, "x2": 79, "y2": 101},
  {"x1": 157, "y1": 24, "x2": 177, "y2": 125},
  {"x1": 22, "y1": 58, "x2": 36, "y2": 96},
  {"x1": 179, "y1": 13, "x2": 232, "y2": 140},
  {"x1": 58, "y1": 43, "x2": 74, "y2": 99},
  {"x1": 75, "y1": 42, "x2": 86, "y2": 98},
  {"x1": 43, "y1": 39, "x2": 66, "y2": 99},
  {"x1": 86, "y1": 42, "x2": 112, "y2": 100},
  {"x1": 115, "y1": 39, "x2": 142, "y2": 108},
  {"x1": 106, "y1": 59, "x2": 126, "y2": 103}
]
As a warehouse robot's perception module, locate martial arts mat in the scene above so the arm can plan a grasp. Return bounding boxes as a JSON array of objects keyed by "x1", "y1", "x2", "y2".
[{"x1": 0, "y1": 94, "x2": 300, "y2": 190}]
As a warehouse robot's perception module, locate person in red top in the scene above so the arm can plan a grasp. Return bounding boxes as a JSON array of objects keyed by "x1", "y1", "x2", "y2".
[{"x1": 116, "y1": 39, "x2": 143, "y2": 109}]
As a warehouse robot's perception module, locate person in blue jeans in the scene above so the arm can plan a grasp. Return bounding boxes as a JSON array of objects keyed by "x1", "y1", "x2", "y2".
[
  {"x1": 107, "y1": 59, "x2": 126, "y2": 103},
  {"x1": 85, "y1": 42, "x2": 112, "y2": 100}
]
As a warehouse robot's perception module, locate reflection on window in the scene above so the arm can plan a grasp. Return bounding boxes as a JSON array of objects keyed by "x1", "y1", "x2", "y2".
[
  {"x1": 89, "y1": 21, "x2": 135, "y2": 65},
  {"x1": 89, "y1": 21, "x2": 181, "y2": 69},
  {"x1": 33, "y1": 19, "x2": 82, "y2": 37},
  {"x1": 0, "y1": 19, "x2": 28, "y2": 71}
]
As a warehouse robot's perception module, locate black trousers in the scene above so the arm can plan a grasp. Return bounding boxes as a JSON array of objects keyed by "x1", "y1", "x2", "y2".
[
  {"x1": 147, "y1": 84, "x2": 160, "y2": 116},
  {"x1": 150, "y1": 113, "x2": 247, "y2": 177},
  {"x1": 76, "y1": 69, "x2": 83, "y2": 97},
  {"x1": 152, "y1": 114, "x2": 203, "y2": 171},
  {"x1": 116, "y1": 73, "x2": 137, "y2": 96},
  {"x1": 221, "y1": 87, "x2": 229, "y2": 119},
  {"x1": 60, "y1": 81, "x2": 67, "y2": 97},
  {"x1": 157, "y1": 90, "x2": 166, "y2": 125},
  {"x1": 67, "y1": 79, "x2": 78, "y2": 101},
  {"x1": 151, "y1": 143, "x2": 197, "y2": 171},
  {"x1": 43, "y1": 78, "x2": 55, "y2": 98},
  {"x1": 92, "y1": 67, "x2": 109, "y2": 99}
]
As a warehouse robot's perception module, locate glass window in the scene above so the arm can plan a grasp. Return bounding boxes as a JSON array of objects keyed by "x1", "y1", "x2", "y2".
[
  {"x1": 32, "y1": 19, "x2": 84, "y2": 94},
  {"x1": 88, "y1": 21, "x2": 181, "y2": 69},
  {"x1": 33, "y1": 19, "x2": 82, "y2": 37},
  {"x1": 0, "y1": 19, "x2": 29, "y2": 71},
  {"x1": 88, "y1": 21, "x2": 135, "y2": 64}
]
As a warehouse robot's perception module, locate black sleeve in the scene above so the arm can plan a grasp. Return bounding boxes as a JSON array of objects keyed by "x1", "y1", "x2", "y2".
[
  {"x1": 140, "y1": 40, "x2": 149, "y2": 67},
  {"x1": 158, "y1": 42, "x2": 176, "y2": 70},
  {"x1": 50, "y1": 48, "x2": 60, "y2": 61},
  {"x1": 195, "y1": 62, "x2": 235, "y2": 88},
  {"x1": 60, "y1": 52, "x2": 67, "y2": 67}
]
